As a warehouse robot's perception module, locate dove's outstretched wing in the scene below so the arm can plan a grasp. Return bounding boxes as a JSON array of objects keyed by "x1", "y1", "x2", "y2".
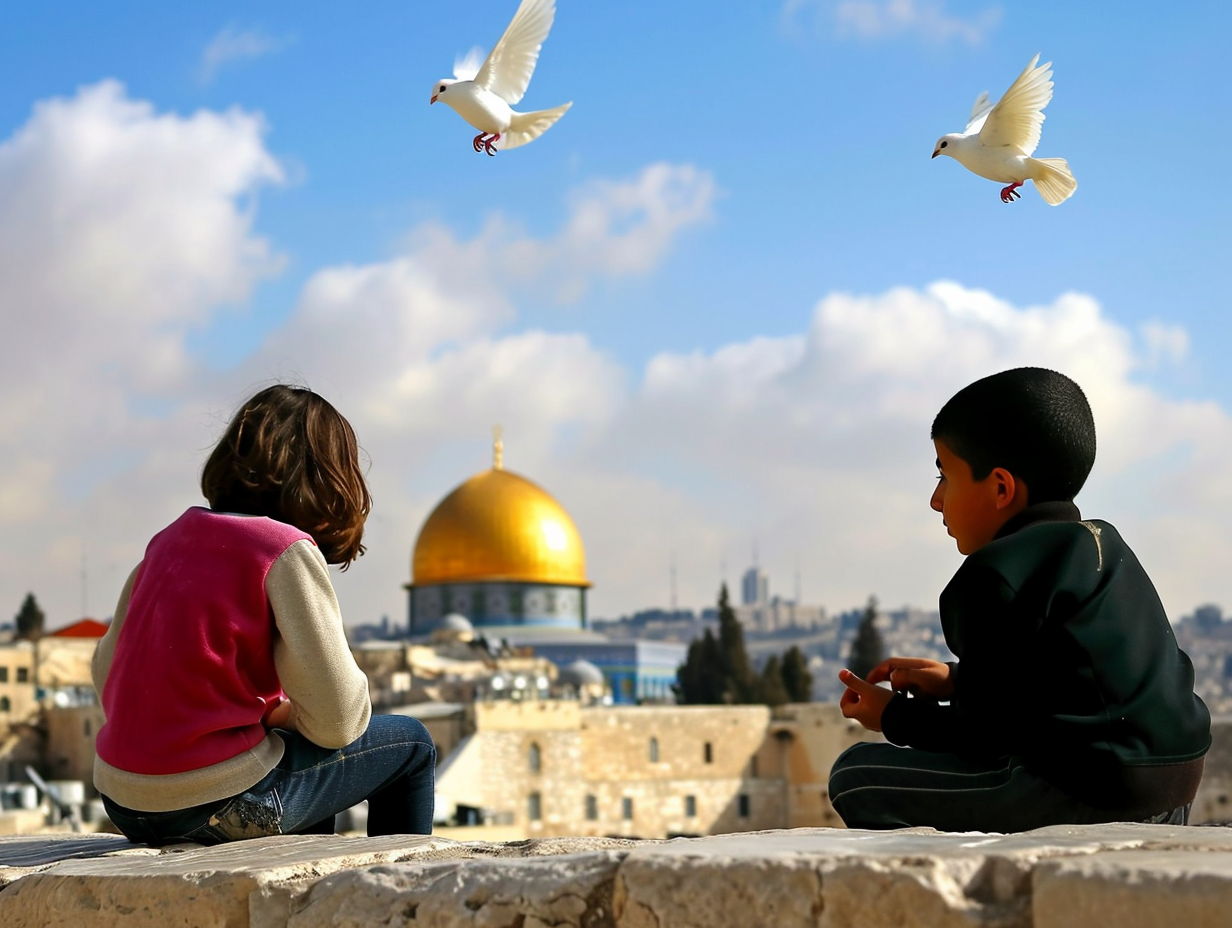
[
  {"x1": 962, "y1": 91, "x2": 993, "y2": 136},
  {"x1": 454, "y1": 46, "x2": 486, "y2": 82},
  {"x1": 474, "y1": 0, "x2": 556, "y2": 105},
  {"x1": 978, "y1": 54, "x2": 1053, "y2": 155}
]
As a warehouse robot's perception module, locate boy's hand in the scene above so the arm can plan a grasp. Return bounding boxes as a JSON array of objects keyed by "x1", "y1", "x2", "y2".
[
  {"x1": 867, "y1": 657, "x2": 955, "y2": 699},
  {"x1": 838, "y1": 669, "x2": 894, "y2": 732}
]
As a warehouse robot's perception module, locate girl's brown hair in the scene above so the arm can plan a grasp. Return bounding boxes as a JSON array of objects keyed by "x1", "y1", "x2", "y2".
[{"x1": 201, "y1": 385, "x2": 372, "y2": 567}]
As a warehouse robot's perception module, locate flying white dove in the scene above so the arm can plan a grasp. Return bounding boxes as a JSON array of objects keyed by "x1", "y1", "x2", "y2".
[
  {"x1": 932, "y1": 54, "x2": 1077, "y2": 205},
  {"x1": 430, "y1": 0, "x2": 572, "y2": 156}
]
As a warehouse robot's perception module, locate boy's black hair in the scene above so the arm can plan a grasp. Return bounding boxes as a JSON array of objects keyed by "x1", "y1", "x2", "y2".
[{"x1": 931, "y1": 367, "x2": 1096, "y2": 503}]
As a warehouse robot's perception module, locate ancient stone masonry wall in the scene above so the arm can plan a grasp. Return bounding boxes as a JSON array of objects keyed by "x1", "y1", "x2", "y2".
[
  {"x1": 579, "y1": 705, "x2": 782, "y2": 837},
  {"x1": 6, "y1": 824, "x2": 1232, "y2": 928},
  {"x1": 437, "y1": 702, "x2": 884, "y2": 838}
]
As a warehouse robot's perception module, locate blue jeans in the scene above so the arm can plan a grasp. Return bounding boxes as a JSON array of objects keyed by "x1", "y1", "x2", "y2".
[{"x1": 103, "y1": 715, "x2": 436, "y2": 845}]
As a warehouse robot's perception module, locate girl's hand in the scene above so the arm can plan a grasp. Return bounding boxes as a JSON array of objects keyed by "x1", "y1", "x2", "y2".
[
  {"x1": 838, "y1": 669, "x2": 894, "y2": 732},
  {"x1": 262, "y1": 697, "x2": 295, "y2": 730},
  {"x1": 866, "y1": 657, "x2": 954, "y2": 699}
]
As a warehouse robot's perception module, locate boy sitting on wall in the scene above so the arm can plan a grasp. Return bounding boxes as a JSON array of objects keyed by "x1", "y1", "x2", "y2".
[{"x1": 830, "y1": 367, "x2": 1210, "y2": 832}]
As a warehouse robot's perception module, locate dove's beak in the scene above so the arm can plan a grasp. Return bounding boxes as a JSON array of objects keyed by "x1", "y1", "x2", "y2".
[
  {"x1": 430, "y1": 95, "x2": 438, "y2": 105},
  {"x1": 931, "y1": 149, "x2": 940, "y2": 159}
]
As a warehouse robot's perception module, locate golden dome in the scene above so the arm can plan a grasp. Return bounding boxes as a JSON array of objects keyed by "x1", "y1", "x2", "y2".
[{"x1": 412, "y1": 467, "x2": 590, "y2": 588}]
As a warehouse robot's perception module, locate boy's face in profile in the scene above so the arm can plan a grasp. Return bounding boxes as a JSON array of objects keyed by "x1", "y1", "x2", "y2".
[{"x1": 930, "y1": 440, "x2": 1025, "y2": 555}]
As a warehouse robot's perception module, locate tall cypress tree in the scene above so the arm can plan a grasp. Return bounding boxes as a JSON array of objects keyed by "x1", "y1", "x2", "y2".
[
  {"x1": 674, "y1": 584, "x2": 759, "y2": 705},
  {"x1": 847, "y1": 595, "x2": 884, "y2": 680},
  {"x1": 14, "y1": 593, "x2": 45, "y2": 642},
  {"x1": 674, "y1": 627, "x2": 723, "y2": 704},
  {"x1": 758, "y1": 654, "x2": 789, "y2": 707},
  {"x1": 780, "y1": 644, "x2": 813, "y2": 703},
  {"x1": 716, "y1": 583, "x2": 756, "y2": 704}
]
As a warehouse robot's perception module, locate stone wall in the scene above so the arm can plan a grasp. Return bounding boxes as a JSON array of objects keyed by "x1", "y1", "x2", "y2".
[
  {"x1": 43, "y1": 705, "x2": 104, "y2": 790},
  {"x1": 6, "y1": 824, "x2": 1232, "y2": 928},
  {"x1": 32, "y1": 638, "x2": 95, "y2": 690},
  {"x1": 770, "y1": 702, "x2": 885, "y2": 827},
  {"x1": 0, "y1": 643, "x2": 37, "y2": 725},
  {"x1": 436, "y1": 701, "x2": 880, "y2": 839},
  {"x1": 579, "y1": 705, "x2": 782, "y2": 837}
]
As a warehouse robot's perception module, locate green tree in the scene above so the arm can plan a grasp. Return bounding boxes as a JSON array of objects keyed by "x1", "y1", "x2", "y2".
[
  {"x1": 715, "y1": 583, "x2": 756, "y2": 704},
  {"x1": 675, "y1": 584, "x2": 759, "y2": 705},
  {"x1": 780, "y1": 645, "x2": 813, "y2": 703},
  {"x1": 14, "y1": 593, "x2": 44, "y2": 642},
  {"x1": 758, "y1": 654, "x2": 790, "y2": 707},
  {"x1": 847, "y1": 595, "x2": 884, "y2": 680},
  {"x1": 674, "y1": 628, "x2": 723, "y2": 704}
]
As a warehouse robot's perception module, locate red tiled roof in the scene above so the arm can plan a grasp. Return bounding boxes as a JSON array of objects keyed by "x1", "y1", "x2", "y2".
[{"x1": 49, "y1": 618, "x2": 110, "y2": 638}]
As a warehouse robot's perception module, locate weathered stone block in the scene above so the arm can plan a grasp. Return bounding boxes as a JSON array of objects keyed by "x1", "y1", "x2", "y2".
[
  {"x1": 1034, "y1": 850, "x2": 1232, "y2": 928},
  {"x1": 286, "y1": 853, "x2": 624, "y2": 928},
  {"x1": 0, "y1": 834, "x2": 448, "y2": 928}
]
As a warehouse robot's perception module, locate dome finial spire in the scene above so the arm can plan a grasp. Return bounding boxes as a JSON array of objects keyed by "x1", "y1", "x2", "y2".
[{"x1": 492, "y1": 424, "x2": 504, "y2": 470}]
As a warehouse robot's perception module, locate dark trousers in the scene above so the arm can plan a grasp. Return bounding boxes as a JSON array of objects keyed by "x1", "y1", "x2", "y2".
[
  {"x1": 828, "y1": 742, "x2": 1189, "y2": 833},
  {"x1": 103, "y1": 715, "x2": 437, "y2": 845}
]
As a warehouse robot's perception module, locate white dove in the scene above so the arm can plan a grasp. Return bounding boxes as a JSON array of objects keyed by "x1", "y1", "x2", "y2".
[
  {"x1": 932, "y1": 54, "x2": 1077, "y2": 205},
  {"x1": 430, "y1": 0, "x2": 572, "y2": 156}
]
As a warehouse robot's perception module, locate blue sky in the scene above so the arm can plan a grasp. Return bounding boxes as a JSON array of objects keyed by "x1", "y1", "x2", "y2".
[{"x1": 1, "y1": 0, "x2": 1230, "y2": 628}]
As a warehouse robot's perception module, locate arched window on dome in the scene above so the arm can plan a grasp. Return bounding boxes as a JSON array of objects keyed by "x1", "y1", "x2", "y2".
[
  {"x1": 649, "y1": 736, "x2": 659, "y2": 763},
  {"x1": 528, "y1": 742, "x2": 542, "y2": 774}
]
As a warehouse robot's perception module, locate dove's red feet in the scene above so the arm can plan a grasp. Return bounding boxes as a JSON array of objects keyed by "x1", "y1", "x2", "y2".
[
  {"x1": 471, "y1": 132, "x2": 501, "y2": 156},
  {"x1": 1000, "y1": 182, "x2": 1023, "y2": 203}
]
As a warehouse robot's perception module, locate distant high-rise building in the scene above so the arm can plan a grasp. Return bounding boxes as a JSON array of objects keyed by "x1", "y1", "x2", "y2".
[{"x1": 741, "y1": 567, "x2": 768, "y2": 607}]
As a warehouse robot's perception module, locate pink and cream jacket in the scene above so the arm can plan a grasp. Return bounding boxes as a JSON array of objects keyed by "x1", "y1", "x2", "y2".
[{"x1": 92, "y1": 507, "x2": 371, "y2": 812}]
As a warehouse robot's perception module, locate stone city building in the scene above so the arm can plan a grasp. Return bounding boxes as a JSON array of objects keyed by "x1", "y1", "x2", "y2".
[{"x1": 434, "y1": 701, "x2": 881, "y2": 840}]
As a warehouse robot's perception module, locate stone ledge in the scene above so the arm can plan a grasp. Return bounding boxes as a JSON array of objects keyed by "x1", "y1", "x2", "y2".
[{"x1": 2, "y1": 825, "x2": 1231, "y2": 928}]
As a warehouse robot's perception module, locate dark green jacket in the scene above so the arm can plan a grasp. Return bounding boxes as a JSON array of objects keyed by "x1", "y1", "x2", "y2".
[{"x1": 882, "y1": 501, "x2": 1211, "y2": 810}]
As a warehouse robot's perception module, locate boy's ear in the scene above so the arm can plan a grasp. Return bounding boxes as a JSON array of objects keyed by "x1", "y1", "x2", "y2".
[{"x1": 989, "y1": 467, "x2": 1025, "y2": 511}]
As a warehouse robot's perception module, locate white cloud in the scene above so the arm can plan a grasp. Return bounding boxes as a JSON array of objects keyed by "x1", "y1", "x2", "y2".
[
  {"x1": 0, "y1": 81, "x2": 282, "y2": 615},
  {"x1": 0, "y1": 81, "x2": 712, "y2": 630},
  {"x1": 584, "y1": 282, "x2": 1232, "y2": 621},
  {"x1": 199, "y1": 26, "x2": 290, "y2": 84},
  {"x1": 2, "y1": 80, "x2": 1230, "y2": 635},
  {"x1": 784, "y1": 0, "x2": 1001, "y2": 45},
  {"x1": 1139, "y1": 321, "x2": 1189, "y2": 370},
  {"x1": 245, "y1": 161, "x2": 713, "y2": 426},
  {"x1": 378, "y1": 162, "x2": 716, "y2": 305},
  {"x1": 555, "y1": 164, "x2": 717, "y2": 285},
  {"x1": 0, "y1": 84, "x2": 282, "y2": 385},
  {"x1": 241, "y1": 165, "x2": 714, "y2": 620}
]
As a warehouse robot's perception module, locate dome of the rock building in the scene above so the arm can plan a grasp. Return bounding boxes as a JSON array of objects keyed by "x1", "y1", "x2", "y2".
[
  {"x1": 406, "y1": 433, "x2": 591, "y2": 635},
  {"x1": 412, "y1": 468, "x2": 589, "y2": 588}
]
